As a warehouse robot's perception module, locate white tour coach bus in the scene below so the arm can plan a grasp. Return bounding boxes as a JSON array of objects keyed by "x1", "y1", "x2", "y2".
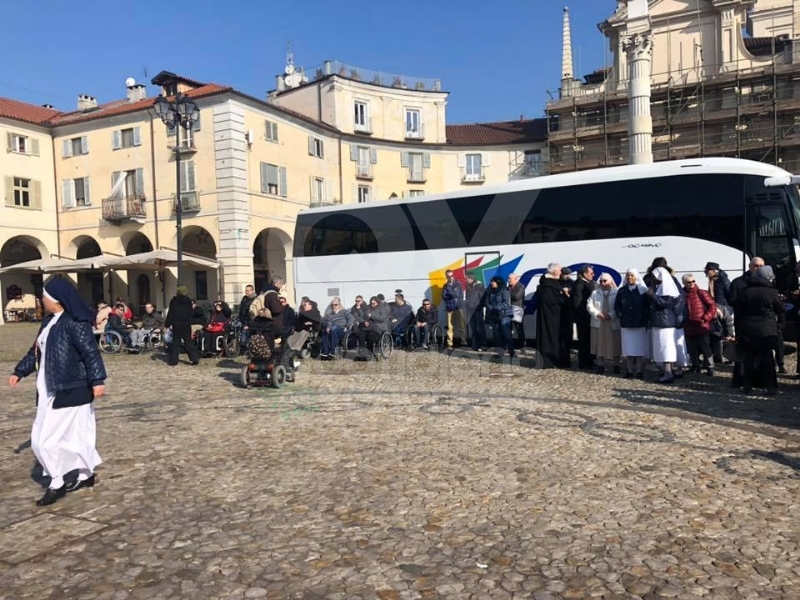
[{"x1": 292, "y1": 157, "x2": 800, "y2": 338}]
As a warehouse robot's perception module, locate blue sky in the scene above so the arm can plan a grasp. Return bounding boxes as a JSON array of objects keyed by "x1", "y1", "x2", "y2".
[{"x1": 0, "y1": 0, "x2": 613, "y2": 124}]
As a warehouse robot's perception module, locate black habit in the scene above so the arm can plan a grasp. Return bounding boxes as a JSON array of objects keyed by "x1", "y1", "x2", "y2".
[{"x1": 536, "y1": 276, "x2": 565, "y2": 369}]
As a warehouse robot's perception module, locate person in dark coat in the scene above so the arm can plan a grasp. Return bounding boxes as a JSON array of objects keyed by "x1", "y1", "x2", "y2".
[
  {"x1": 536, "y1": 263, "x2": 567, "y2": 369},
  {"x1": 614, "y1": 268, "x2": 650, "y2": 379},
  {"x1": 728, "y1": 256, "x2": 765, "y2": 388},
  {"x1": 485, "y1": 276, "x2": 515, "y2": 359},
  {"x1": 508, "y1": 273, "x2": 527, "y2": 350},
  {"x1": 572, "y1": 264, "x2": 596, "y2": 369},
  {"x1": 9, "y1": 278, "x2": 107, "y2": 506},
  {"x1": 465, "y1": 272, "x2": 487, "y2": 351},
  {"x1": 704, "y1": 262, "x2": 731, "y2": 309},
  {"x1": 558, "y1": 267, "x2": 575, "y2": 368},
  {"x1": 164, "y1": 286, "x2": 200, "y2": 366},
  {"x1": 737, "y1": 266, "x2": 783, "y2": 395}
]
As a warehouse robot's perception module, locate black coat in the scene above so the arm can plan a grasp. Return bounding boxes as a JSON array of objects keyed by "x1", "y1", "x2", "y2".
[
  {"x1": 164, "y1": 295, "x2": 194, "y2": 327},
  {"x1": 614, "y1": 286, "x2": 649, "y2": 329},
  {"x1": 571, "y1": 277, "x2": 595, "y2": 324},
  {"x1": 238, "y1": 295, "x2": 254, "y2": 325},
  {"x1": 647, "y1": 293, "x2": 685, "y2": 329},
  {"x1": 536, "y1": 277, "x2": 564, "y2": 368},
  {"x1": 14, "y1": 314, "x2": 107, "y2": 409},
  {"x1": 737, "y1": 279, "x2": 783, "y2": 346}
]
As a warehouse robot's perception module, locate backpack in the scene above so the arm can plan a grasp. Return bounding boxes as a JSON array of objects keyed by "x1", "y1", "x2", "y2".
[{"x1": 249, "y1": 290, "x2": 277, "y2": 319}]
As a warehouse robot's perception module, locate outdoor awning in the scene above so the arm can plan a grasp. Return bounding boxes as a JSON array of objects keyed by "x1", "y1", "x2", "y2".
[
  {"x1": 0, "y1": 257, "x2": 78, "y2": 275},
  {"x1": 44, "y1": 255, "x2": 127, "y2": 273},
  {"x1": 117, "y1": 249, "x2": 220, "y2": 270}
]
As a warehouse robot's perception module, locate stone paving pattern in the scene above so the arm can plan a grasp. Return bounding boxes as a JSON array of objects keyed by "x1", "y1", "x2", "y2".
[{"x1": 1, "y1": 323, "x2": 800, "y2": 599}]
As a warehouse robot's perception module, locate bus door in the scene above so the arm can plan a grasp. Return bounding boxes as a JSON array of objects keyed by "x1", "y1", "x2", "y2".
[
  {"x1": 746, "y1": 200, "x2": 794, "y2": 288},
  {"x1": 464, "y1": 252, "x2": 500, "y2": 283}
]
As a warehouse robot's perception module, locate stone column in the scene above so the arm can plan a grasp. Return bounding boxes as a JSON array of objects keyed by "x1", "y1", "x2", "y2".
[{"x1": 623, "y1": 33, "x2": 654, "y2": 165}]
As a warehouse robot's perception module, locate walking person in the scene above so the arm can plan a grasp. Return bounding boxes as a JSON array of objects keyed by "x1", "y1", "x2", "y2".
[
  {"x1": 164, "y1": 285, "x2": 200, "y2": 366},
  {"x1": 9, "y1": 278, "x2": 107, "y2": 506},
  {"x1": 614, "y1": 268, "x2": 649, "y2": 379}
]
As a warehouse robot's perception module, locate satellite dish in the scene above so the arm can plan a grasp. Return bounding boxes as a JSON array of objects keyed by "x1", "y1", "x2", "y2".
[
  {"x1": 284, "y1": 64, "x2": 295, "y2": 75},
  {"x1": 125, "y1": 77, "x2": 136, "y2": 87}
]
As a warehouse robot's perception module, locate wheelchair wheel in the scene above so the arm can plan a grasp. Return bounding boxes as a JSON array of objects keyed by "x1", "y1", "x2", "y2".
[
  {"x1": 271, "y1": 364, "x2": 287, "y2": 388},
  {"x1": 299, "y1": 347, "x2": 311, "y2": 360},
  {"x1": 99, "y1": 330, "x2": 123, "y2": 354},
  {"x1": 224, "y1": 332, "x2": 239, "y2": 357},
  {"x1": 342, "y1": 331, "x2": 359, "y2": 359},
  {"x1": 404, "y1": 326, "x2": 417, "y2": 351},
  {"x1": 240, "y1": 365, "x2": 251, "y2": 389},
  {"x1": 379, "y1": 331, "x2": 393, "y2": 359},
  {"x1": 428, "y1": 324, "x2": 445, "y2": 352}
]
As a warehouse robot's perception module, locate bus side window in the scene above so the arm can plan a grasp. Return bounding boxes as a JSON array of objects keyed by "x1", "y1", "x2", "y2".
[{"x1": 746, "y1": 203, "x2": 792, "y2": 268}]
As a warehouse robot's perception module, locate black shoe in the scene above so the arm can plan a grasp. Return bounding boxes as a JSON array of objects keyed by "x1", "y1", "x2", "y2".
[
  {"x1": 612, "y1": 366, "x2": 622, "y2": 375},
  {"x1": 635, "y1": 372, "x2": 644, "y2": 380},
  {"x1": 191, "y1": 360, "x2": 199, "y2": 366},
  {"x1": 778, "y1": 366, "x2": 787, "y2": 374},
  {"x1": 65, "y1": 474, "x2": 96, "y2": 493},
  {"x1": 623, "y1": 373, "x2": 633, "y2": 379},
  {"x1": 706, "y1": 368, "x2": 715, "y2": 377},
  {"x1": 657, "y1": 376, "x2": 675, "y2": 385},
  {"x1": 36, "y1": 485, "x2": 66, "y2": 506}
]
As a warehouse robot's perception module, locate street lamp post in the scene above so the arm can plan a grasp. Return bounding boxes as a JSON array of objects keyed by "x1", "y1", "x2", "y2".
[{"x1": 153, "y1": 92, "x2": 200, "y2": 287}]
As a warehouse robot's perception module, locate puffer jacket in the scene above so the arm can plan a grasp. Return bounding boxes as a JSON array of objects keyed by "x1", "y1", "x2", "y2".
[
  {"x1": 364, "y1": 304, "x2": 390, "y2": 333},
  {"x1": 709, "y1": 269, "x2": 732, "y2": 308},
  {"x1": 323, "y1": 307, "x2": 348, "y2": 330},
  {"x1": 647, "y1": 293, "x2": 685, "y2": 329},
  {"x1": 389, "y1": 302, "x2": 414, "y2": 328},
  {"x1": 683, "y1": 287, "x2": 716, "y2": 337},
  {"x1": 485, "y1": 287, "x2": 513, "y2": 322},
  {"x1": 614, "y1": 286, "x2": 649, "y2": 329},
  {"x1": 348, "y1": 303, "x2": 369, "y2": 328},
  {"x1": 14, "y1": 314, "x2": 107, "y2": 409},
  {"x1": 416, "y1": 305, "x2": 438, "y2": 325},
  {"x1": 465, "y1": 281, "x2": 486, "y2": 311}
]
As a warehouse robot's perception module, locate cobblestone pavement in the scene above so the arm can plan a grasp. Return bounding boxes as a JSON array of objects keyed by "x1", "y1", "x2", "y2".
[{"x1": 1, "y1": 323, "x2": 800, "y2": 599}]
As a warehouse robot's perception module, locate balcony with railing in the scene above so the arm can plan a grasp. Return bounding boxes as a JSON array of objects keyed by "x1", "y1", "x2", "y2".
[
  {"x1": 408, "y1": 169, "x2": 426, "y2": 184},
  {"x1": 461, "y1": 167, "x2": 486, "y2": 183},
  {"x1": 354, "y1": 117, "x2": 373, "y2": 135},
  {"x1": 310, "y1": 199, "x2": 342, "y2": 209},
  {"x1": 356, "y1": 164, "x2": 374, "y2": 180},
  {"x1": 312, "y1": 60, "x2": 442, "y2": 93},
  {"x1": 405, "y1": 123, "x2": 425, "y2": 141},
  {"x1": 102, "y1": 195, "x2": 146, "y2": 222},
  {"x1": 173, "y1": 191, "x2": 200, "y2": 213}
]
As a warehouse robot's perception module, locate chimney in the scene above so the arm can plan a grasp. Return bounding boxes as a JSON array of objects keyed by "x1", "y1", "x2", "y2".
[
  {"x1": 77, "y1": 95, "x2": 97, "y2": 111},
  {"x1": 127, "y1": 84, "x2": 147, "y2": 103}
]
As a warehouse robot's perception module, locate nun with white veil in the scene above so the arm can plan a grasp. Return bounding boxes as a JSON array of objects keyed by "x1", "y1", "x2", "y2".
[
  {"x1": 646, "y1": 266, "x2": 685, "y2": 383},
  {"x1": 9, "y1": 278, "x2": 107, "y2": 506},
  {"x1": 614, "y1": 268, "x2": 650, "y2": 378}
]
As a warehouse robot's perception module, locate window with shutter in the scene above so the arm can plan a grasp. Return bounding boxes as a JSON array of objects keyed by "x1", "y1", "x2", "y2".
[
  {"x1": 30, "y1": 180, "x2": 41, "y2": 209},
  {"x1": 349, "y1": 144, "x2": 359, "y2": 161},
  {"x1": 62, "y1": 139, "x2": 72, "y2": 158},
  {"x1": 30, "y1": 139, "x2": 40, "y2": 156},
  {"x1": 6, "y1": 132, "x2": 13, "y2": 152},
  {"x1": 181, "y1": 161, "x2": 196, "y2": 192},
  {"x1": 192, "y1": 114, "x2": 201, "y2": 132},
  {"x1": 369, "y1": 147, "x2": 377, "y2": 164},
  {"x1": 133, "y1": 127, "x2": 142, "y2": 147},
  {"x1": 134, "y1": 169, "x2": 145, "y2": 196},
  {"x1": 83, "y1": 177, "x2": 91, "y2": 205},
  {"x1": 11, "y1": 177, "x2": 31, "y2": 207},
  {"x1": 74, "y1": 178, "x2": 87, "y2": 206},
  {"x1": 279, "y1": 167, "x2": 287, "y2": 198},
  {"x1": 81, "y1": 136, "x2": 89, "y2": 154},
  {"x1": 3, "y1": 176, "x2": 12, "y2": 207},
  {"x1": 112, "y1": 130, "x2": 121, "y2": 150},
  {"x1": 260, "y1": 162, "x2": 269, "y2": 193},
  {"x1": 261, "y1": 163, "x2": 282, "y2": 195},
  {"x1": 62, "y1": 180, "x2": 74, "y2": 208},
  {"x1": 265, "y1": 120, "x2": 278, "y2": 142},
  {"x1": 308, "y1": 136, "x2": 315, "y2": 156}
]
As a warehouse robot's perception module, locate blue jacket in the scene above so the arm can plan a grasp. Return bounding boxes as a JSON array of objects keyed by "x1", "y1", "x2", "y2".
[
  {"x1": 614, "y1": 286, "x2": 650, "y2": 329},
  {"x1": 711, "y1": 269, "x2": 732, "y2": 307},
  {"x1": 485, "y1": 287, "x2": 513, "y2": 322},
  {"x1": 647, "y1": 293, "x2": 685, "y2": 329},
  {"x1": 442, "y1": 280, "x2": 464, "y2": 311},
  {"x1": 14, "y1": 314, "x2": 107, "y2": 409}
]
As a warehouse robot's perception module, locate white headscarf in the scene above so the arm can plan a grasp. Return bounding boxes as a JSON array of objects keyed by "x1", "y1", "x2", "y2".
[
  {"x1": 626, "y1": 268, "x2": 647, "y2": 294},
  {"x1": 652, "y1": 266, "x2": 680, "y2": 297},
  {"x1": 597, "y1": 272, "x2": 618, "y2": 291}
]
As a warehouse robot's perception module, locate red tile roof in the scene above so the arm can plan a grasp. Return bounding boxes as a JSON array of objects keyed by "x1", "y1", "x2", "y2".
[
  {"x1": 0, "y1": 97, "x2": 61, "y2": 125},
  {"x1": 446, "y1": 118, "x2": 547, "y2": 146},
  {"x1": 50, "y1": 84, "x2": 231, "y2": 126}
]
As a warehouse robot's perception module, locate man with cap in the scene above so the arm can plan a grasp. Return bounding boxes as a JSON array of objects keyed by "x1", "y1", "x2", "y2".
[
  {"x1": 164, "y1": 285, "x2": 200, "y2": 366},
  {"x1": 704, "y1": 262, "x2": 731, "y2": 309},
  {"x1": 9, "y1": 278, "x2": 107, "y2": 506}
]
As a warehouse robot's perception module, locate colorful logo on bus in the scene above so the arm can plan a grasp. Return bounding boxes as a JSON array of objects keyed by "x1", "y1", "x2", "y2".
[{"x1": 428, "y1": 255, "x2": 622, "y2": 314}]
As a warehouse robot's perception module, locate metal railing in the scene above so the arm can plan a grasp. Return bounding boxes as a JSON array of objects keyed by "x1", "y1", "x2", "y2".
[
  {"x1": 175, "y1": 191, "x2": 200, "y2": 212},
  {"x1": 311, "y1": 60, "x2": 442, "y2": 92},
  {"x1": 460, "y1": 167, "x2": 486, "y2": 183},
  {"x1": 102, "y1": 195, "x2": 146, "y2": 220}
]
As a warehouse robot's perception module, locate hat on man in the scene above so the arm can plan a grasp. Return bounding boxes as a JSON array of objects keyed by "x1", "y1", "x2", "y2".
[
  {"x1": 561, "y1": 267, "x2": 572, "y2": 276},
  {"x1": 704, "y1": 262, "x2": 720, "y2": 271}
]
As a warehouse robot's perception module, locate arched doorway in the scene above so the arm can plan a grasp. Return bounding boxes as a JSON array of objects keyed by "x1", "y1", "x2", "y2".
[
  {"x1": 252, "y1": 228, "x2": 291, "y2": 293},
  {"x1": 0, "y1": 236, "x2": 47, "y2": 322},
  {"x1": 70, "y1": 236, "x2": 103, "y2": 305},
  {"x1": 182, "y1": 226, "x2": 217, "y2": 302},
  {"x1": 125, "y1": 233, "x2": 154, "y2": 314}
]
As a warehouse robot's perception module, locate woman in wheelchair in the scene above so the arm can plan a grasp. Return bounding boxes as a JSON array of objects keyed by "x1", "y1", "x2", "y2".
[
  {"x1": 356, "y1": 296, "x2": 389, "y2": 360},
  {"x1": 200, "y1": 301, "x2": 231, "y2": 356},
  {"x1": 249, "y1": 308, "x2": 275, "y2": 355},
  {"x1": 107, "y1": 303, "x2": 135, "y2": 350}
]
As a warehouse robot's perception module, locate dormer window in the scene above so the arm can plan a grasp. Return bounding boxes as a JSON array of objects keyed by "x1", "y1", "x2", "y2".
[{"x1": 165, "y1": 83, "x2": 178, "y2": 96}]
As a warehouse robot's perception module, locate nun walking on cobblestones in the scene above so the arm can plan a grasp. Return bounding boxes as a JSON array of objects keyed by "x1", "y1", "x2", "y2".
[{"x1": 9, "y1": 278, "x2": 106, "y2": 506}]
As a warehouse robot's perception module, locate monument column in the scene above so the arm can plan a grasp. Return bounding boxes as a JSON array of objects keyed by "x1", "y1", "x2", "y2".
[{"x1": 624, "y1": 32, "x2": 654, "y2": 164}]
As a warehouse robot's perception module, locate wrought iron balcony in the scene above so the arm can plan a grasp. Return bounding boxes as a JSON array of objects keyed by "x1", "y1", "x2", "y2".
[
  {"x1": 102, "y1": 194, "x2": 146, "y2": 222},
  {"x1": 356, "y1": 164, "x2": 373, "y2": 180},
  {"x1": 461, "y1": 167, "x2": 486, "y2": 183},
  {"x1": 174, "y1": 191, "x2": 200, "y2": 213}
]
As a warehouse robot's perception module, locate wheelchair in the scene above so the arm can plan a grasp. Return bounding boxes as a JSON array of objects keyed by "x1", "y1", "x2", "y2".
[
  {"x1": 240, "y1": 335, "x2": 302, "y2": 389},
  {"x1": 298, "y1": 328, "x2": 322, "y2": 360},
  {"x1": 338, "y1": 329, "x2": 360, "y2": 359},
  {"x1": 223, "y1": 319, "x2": 243, "y2": 357},
  {"x1": 403, "y1": 323, "x2": 445, "y2": 352}
]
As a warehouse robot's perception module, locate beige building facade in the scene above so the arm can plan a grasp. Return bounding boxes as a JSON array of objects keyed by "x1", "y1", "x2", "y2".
[{"x1": 0, "y1": 65, "x2": 546, "y2": 322}]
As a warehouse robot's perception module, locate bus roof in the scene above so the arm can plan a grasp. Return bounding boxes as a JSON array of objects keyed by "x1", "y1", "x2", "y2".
[{"x1": 299, "y1": 157, "x2": 791, "y2": 216}]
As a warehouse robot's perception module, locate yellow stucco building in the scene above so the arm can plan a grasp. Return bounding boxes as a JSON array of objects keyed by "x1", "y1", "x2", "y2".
[{"x1": 1, "y1": 64, "x2": 546, "y2": 322}]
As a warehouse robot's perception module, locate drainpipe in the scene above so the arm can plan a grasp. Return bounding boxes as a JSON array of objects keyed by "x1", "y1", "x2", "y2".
[
  {"x1": 51, "y1": 132, "x2": 62, "y2": 257},
  {"x1": 149, "y1": 114, "x2": 160, "y2": 249},
  {"x1": 338, "y1": 136, "x2": 344, "y2": 203}
]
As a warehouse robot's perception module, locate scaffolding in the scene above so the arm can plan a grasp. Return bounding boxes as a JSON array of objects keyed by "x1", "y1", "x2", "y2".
[{"x1": 546, "y1": 48, "x2": 800, "y2": 175}]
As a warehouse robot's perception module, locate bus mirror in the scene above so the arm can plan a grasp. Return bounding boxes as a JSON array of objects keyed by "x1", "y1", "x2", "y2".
[{"x1": 765, "y1": 175, "x2": 800, "y2": 187}]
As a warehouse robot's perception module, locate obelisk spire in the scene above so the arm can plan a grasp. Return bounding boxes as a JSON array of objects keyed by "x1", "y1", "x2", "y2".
[{"x1": 561, "y1": 7, "x2": 574, "y2": 81}]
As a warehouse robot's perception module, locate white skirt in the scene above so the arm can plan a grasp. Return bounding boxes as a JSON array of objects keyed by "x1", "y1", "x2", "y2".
[
  {"x1": 652, "y1": 327, "x2": 677, "y2": 363},
  {"x1": 674, "y1": 329, "x2": 689, "y2": 368},
  {"x1": 621, "y1": 327, "x2": 648, "y2": 357},
  {"x1": 31, "y1": 395, "x2": 102, "y2": 485}
]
